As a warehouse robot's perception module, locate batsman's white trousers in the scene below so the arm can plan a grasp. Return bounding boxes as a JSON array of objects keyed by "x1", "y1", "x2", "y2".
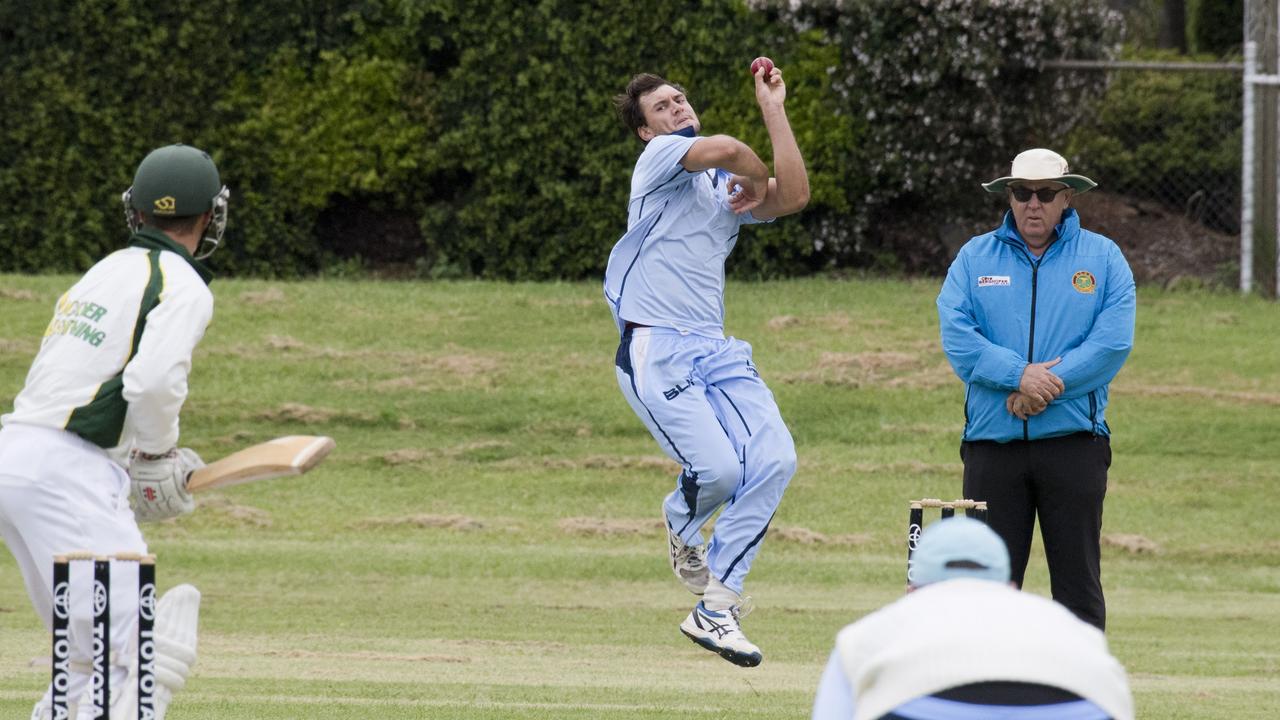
[
  {"x1": 615, "y1": 327, "x2": 795, "y2": 594},
  {"x1": 0, "y1": 422, "x2": 145, "y2": 713}
]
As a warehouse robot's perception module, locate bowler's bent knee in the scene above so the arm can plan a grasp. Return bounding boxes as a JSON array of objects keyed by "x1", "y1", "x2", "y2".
[{"x1": 695, "y1": 452, "x2": 742, "y2": 507}]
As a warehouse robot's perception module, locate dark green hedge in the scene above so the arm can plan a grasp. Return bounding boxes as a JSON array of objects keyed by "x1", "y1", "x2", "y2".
[
  {"x1": 0, "y1": 0, "x2": 1120, "y2": 279},
  {"x1": 1192, "y1": 0, "x2": 1243, "y2": 56},
  {"x1": 758, "y1": 0, "x2": 1122, "y2": 272}
]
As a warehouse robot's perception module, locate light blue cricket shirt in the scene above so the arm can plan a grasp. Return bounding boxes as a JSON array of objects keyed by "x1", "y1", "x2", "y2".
[{"x1": 603, "y1": 132, "x2": 767, "y2": 339}]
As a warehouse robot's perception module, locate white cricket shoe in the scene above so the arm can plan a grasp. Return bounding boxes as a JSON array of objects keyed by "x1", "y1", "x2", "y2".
[
  {"x1": 679, "y1": 601, "x2": 762, "y2": 667},
  {"x1": 667, "y1": 524, "x2": 709, "y2": 595}
]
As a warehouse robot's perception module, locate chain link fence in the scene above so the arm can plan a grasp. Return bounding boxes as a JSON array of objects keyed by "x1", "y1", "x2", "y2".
[{"x1": 1039, "y1": 61, "x2": 1245, "y2": 288}]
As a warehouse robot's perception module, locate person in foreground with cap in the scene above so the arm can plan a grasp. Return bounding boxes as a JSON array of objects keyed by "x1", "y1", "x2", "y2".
[
  {"x1": 811, "y1": 517, "x2": 1134, "y2": 720},
  {"x1": 1, "y1": 144, "x2": 229, "y2": 719},
  {"x1": 936, "y1": 148, "x2": 1136, "y2": 631}
]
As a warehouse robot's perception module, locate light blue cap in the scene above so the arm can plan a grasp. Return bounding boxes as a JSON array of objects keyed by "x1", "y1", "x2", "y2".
[{"x1": 911, "y1": 517, "x2": 1011, "y2": 587}]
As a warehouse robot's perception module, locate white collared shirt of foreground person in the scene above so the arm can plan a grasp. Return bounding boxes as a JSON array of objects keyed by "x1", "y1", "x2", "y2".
[{"x1": 811, "y1": 518, "x2": 1133, "y2": 720}]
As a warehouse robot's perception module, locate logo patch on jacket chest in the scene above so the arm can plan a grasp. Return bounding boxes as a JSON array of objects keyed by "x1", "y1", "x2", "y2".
[
  {"x1": 1072, "y1": 270, "x2": 1097, "y2": 294},
  {"x1": 977, "y1": 275, "x2": 1011, "y2": 288}
]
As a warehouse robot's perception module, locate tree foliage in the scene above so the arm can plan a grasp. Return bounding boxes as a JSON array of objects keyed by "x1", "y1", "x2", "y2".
[
  {"x1": 1191, "y1": 0, "x2": 1243, "y2": 56},
  {"x1": 751, "y1": 0, "x2": 1123, "y2": 271},
  {"x1": 1, "y1": 0, "x2": 1122, "y2": 279}
]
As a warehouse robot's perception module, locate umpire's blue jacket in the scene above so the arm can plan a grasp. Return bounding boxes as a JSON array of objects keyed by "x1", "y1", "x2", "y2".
[{"x1": 937, "y1": 208, "x2": 1136, "y2": 443}]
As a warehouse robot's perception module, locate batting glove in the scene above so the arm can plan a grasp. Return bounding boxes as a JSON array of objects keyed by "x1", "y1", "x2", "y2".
[{"x1": 129, "y1": 448, "x2": 203, "y2": 522}]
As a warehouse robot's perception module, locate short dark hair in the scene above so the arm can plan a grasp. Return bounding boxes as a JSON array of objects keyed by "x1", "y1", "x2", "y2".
[
  {"x1": 613, "y1": 73, "x2": 685, "y2": 137},
  {"x1": 144, "y1": 213, "x2": 204, "y2": 235}
]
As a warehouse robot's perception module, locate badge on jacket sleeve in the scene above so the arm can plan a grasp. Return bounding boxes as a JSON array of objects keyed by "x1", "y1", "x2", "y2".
[{"x1": 1072, "y1": 271, "x2": 1097, "y2": 294}]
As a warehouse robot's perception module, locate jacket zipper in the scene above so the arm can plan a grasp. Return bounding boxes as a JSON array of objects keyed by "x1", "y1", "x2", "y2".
[
  {"x1": 1089, "y1": 390, "x2": 1098, "y2": 436},
  {"x1": 1024, "y1": 251, "x2": 1042, "y2": 442}
]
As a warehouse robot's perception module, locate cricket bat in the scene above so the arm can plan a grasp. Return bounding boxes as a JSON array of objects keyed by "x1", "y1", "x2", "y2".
[{"x1": 185, "y1": 435, "x2": 335, "y2": 493}]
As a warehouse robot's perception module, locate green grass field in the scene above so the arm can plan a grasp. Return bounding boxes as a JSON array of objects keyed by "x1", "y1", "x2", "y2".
[{"x1": 1, "y1": 276, "x2": 1278, "y2": 718}]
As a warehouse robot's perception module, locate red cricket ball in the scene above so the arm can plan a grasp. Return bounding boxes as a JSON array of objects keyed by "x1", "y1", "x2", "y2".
[{"x1": 750, "y1": 56, "x2": 774, "y2": 77}]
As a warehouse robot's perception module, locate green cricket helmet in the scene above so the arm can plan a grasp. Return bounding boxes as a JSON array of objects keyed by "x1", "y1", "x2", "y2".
[{"x1": 122, "y1": 144, "x2": 230, "y2": 259}]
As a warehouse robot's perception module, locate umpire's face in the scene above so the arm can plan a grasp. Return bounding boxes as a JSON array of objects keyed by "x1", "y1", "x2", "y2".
[
  {"x1": 1008, "y1": 182, "x2": 1072, "y2": 253},
  {"x1": 636, "y1": 84, "x2": 701, "y2": 142}
]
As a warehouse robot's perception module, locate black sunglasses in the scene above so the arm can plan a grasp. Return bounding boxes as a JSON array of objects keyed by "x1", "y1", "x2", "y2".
[{"x1": 1009, "y1": 186, "x2": 1069, "y2": 203}]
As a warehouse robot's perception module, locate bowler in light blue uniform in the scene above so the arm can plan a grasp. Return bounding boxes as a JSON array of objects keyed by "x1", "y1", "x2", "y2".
[{"x1": 604, "y1": 69, "x2": 809, "y2": 666}]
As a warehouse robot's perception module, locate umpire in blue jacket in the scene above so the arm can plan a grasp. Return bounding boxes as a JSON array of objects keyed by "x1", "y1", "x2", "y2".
[{"x1": 937, "y1": 148, "x2": 1136, "y2": 631}]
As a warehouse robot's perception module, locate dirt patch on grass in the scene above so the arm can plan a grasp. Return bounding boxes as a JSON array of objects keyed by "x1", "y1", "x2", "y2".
[
  {"x1": 0, "y1": 339, "x2": 36, "y2": 354},
  {"x1": 1103, "y1": 533, "x2": 1160, "y2": 554},
  {"x1": 261, "y1": 648, "x2": 470, "y2": 663},
  {"x1": 536, "y1": 455, "x2": 677, "y2": 472},
  {"x1": 779, "y1": 350, "x2": 948, "y2": 390},
  {"x1": 812, "y1": 313, "x2": 893, "y2": 332},
  {"x1": 240, "y1": 287, "x2": 286, "y2": 305},
  {"x1": 767, "y1": 315, "x2": 803, "y2": 330},
  {"x1": 771, "y1": 525, "x2": 874, "y2": 546},
  {"x1": 381, "y1": 449, "x2": 434, "y2": 465},
  {"x1": 354, "y1": 514, "x2": 484, "y2": 531},
  {"x1": 850, "y1": 461, "x2": 962, "y2": 475},
  {"x1": 258, "y1": 403, "x2": 343, "y2": 423},
  {"x1": 260, "y1": 403, "x2": 416, "y2": 428},
  {"x1": 222, "y1": 340, "x2": 504, "y2": 389},
  {"x1": 374, "y1": 376, "x2": 419, "y2": 391},
  {"x1": 428, "y1": 353, "x2": 500, "y2": 378},
  {"x1": 348, "y1": 364, "x2": 502, "y2": 393},
  {"x1": 527, "y1": 297, "x2": 597, "y2": 308},
  {"x1": 333, "y1": 346, "x2": 502, "y2": 380},
  {"x1": 1117, "y1": 383, "x2": 1280, "y2": 407},
  {"x1": 319, "y1": 348, "x2": 504, "y2": 391},
  {"x1": 555, "y1": 517, "x2": 872, "y2": 546},
  {"x1": 879, "y1": 422, "x2": 955, "y2": 435},
  {"x1": 844, "y1": 351, "x2": 918, "y2": 372},
  {"x1": 212, "y1": 430, "x2": 258, "y2": 445},
  {"x1": 558, "y1": 517, "x2": 662, "y2": 537},
  {"x1": 380, "y1": 441, "x2": 512, "y2": 465},
  {"x1": 766, "y1": 313, "x2": 902, "y2": 333},
  {"x1": 198, "y1": 496, "x2": 273, "y2": 528},
  {"x1": 886, "y1": 362, "x2": 958, "y2": 390},
  {"x1": 266, "y1": 335, "x2": 305, "y2": 351},
  {"x1": 0, "y1": 288, "x2": 38, "y2": 301}
]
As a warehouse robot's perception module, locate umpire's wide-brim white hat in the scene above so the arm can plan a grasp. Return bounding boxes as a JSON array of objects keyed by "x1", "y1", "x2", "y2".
[{"x1": 982, "y1": 148, "x2": 1097, "y2": 195}]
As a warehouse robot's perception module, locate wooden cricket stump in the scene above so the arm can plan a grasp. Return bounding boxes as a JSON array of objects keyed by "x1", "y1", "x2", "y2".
[{"x1": 906, "y1": 498, "x2": 989, "y2": 585}]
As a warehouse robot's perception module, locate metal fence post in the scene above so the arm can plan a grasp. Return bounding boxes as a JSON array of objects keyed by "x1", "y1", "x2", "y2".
[{"x1": 1243, "y1": 42, "x2": 1256, "y2": 294}]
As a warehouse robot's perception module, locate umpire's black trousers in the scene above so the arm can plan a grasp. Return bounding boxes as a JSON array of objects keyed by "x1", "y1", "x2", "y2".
[{"x1": 961, "y1": 432, "x2": 1110, "y2": 631}]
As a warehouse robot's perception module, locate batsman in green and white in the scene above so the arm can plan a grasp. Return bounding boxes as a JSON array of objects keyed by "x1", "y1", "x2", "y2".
[{"x1": 0, "y1": 144, "x2": 228, "y2": 719}]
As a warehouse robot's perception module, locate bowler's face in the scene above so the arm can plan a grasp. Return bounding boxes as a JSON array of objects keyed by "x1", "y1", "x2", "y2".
[
  {"x1": 637, "y1": 85, "x2": 700, "y2": 142},
  {"x1": 1009, "y1": 182, "x2": 1071, "y2": 253}
]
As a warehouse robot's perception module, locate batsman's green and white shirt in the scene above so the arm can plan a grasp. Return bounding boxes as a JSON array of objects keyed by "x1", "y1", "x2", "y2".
[{"x1": 2, "y1": 229, "x2": 213, "y2": 457}]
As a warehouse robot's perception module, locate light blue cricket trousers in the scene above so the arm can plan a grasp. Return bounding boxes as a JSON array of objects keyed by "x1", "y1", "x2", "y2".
[{"x1": 614, "y1": 326, "x2": 796, "y2": 594}]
